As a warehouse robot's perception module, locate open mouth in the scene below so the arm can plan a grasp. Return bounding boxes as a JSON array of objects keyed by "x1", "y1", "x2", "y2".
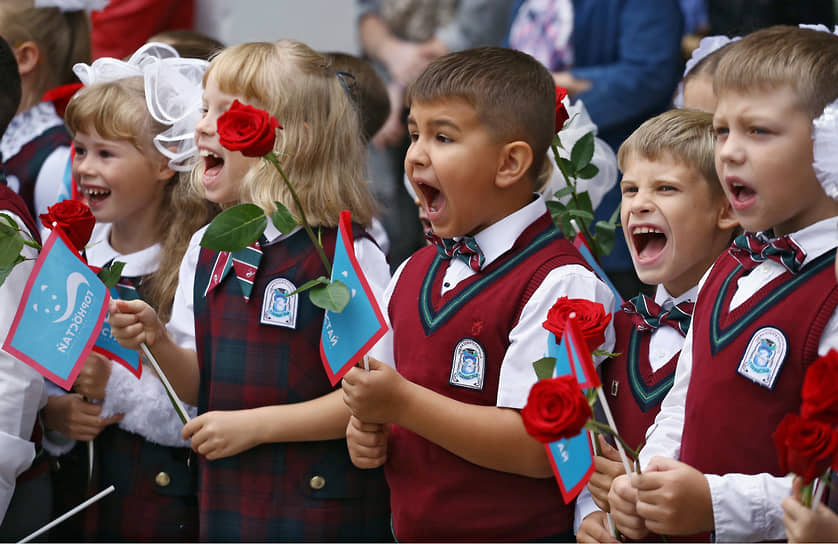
[
  {"x1": 417, "y1": 182, "x2": 442, "y2": 213},
  {"x1": 81, "y1": 186, "x2": 111, "y2": 203},
  {"x1": 632, "y1": 226, "x2": 668, "y2": 261},
  {"x1": 729, "y1": 179, "x2": 756, "y2": 203},
  {"x1": 201, "y1": 150, "x2": 224, "y2": 176}
]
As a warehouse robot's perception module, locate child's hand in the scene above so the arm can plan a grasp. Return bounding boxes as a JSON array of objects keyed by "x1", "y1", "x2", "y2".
[
  {"x1": 42, "y1": 393, "x2": 123, "y2": 442},
  {"x1": 588, "y1": 435, "x2": 625, "y2": 512},
  {"x1": 634, "y1": 456, "x2": 713, "y2": 535},
  {"x1": 342, "y1": 356, "x2": 407, "y2": 424},
  {"x1": 183, "y1": 410, "x2": 262, "y2": 460},
  {"x1": 783, "y1": 476, "x2": 838, "y2": 543},
  {"x1": 576, "y1": 511, "x2": 620, "y2": 543},
  {"x1": 608, "y1": 473, "x2": 649, "y2": 540},
  {"x1": 107, "y1": 298, "x2": 166, "y2": 349},
  {"x1": 346, "y1": 415, "x2": 387, "y2": 469},
  {"x1": 72, "y1": 351, "x2": 112, "y2": 401}
]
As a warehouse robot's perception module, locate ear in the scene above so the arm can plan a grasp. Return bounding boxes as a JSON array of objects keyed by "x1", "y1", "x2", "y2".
[
  {"x1": 715, "y1": 197, "x2": 739, "y2": 231},
  {"x1": 495, "y1": 141, "x2": 533, "y2": 189},
  {"x1": 154, "y1": 157, "x2": 177, "y2": 182},
  {"x1": 13, "y1": 41, "x2": 40, "y2": 76}
]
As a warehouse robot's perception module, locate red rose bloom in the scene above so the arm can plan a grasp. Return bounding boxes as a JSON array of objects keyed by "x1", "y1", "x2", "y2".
[
  {"x1": 39, "y1": 199, "x2": 95, "y2": 252},
  {"x1": 522, "y1": 375, "x2": 592, "y2": 443},
  {"x1": 217, "y1": 99, "x2": 282, "y2": 157},
  {"x1": 543, "y1": 296, "x2": 612, "y2": 352},
  {"x1": 801, "y1": 350, "x2": 838, "y2": 426},
  {"x1": 555, "y1": 85, "x2": 569, "y2": 133},
  {"x1": 773, "y1": 413, "x2": 838, "y2": 484}
]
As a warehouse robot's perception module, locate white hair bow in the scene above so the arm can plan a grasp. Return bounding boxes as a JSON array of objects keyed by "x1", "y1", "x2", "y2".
[
  {"x1": 34, "y1": 0, "x2": 109, "y2": 12},
  {"x1": 673, "y1": 35, "x2": 739, "y2": 109},
  {"x1": 813, "y1": 98, "x2": 838, "y2": 200}
]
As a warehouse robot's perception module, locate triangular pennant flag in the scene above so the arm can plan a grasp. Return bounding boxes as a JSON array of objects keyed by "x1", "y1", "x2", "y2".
[
  {"x1": 564, "y1": 315, "x2": 601, "y2": 389},
  {"x1": 91, "y1": 279, "x2": 142, "y2": 378},
  {"x1": 573, "y1": 234, "x2": 623, "y2": 312},
  {"x1": 319, "y1": 210, "x2": 388, "y2": 385},
  {"x1": 2, "y1": 230, "x2": 109, "y2": 390}
]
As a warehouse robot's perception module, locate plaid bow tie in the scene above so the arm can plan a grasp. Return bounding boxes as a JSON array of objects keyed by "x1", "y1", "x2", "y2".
[
  {"x1": 622, "y1": 294, "x2": 694, "y2": 336},
  {"x1": 425, "y1": 230, "x2": 485, "y2": 272},
  {"x1": 204, "y1": 239, "x2": 264, "y2": 302},
  {"x1": 729, "y1": 231, "x2": 806, "y2": 275}
]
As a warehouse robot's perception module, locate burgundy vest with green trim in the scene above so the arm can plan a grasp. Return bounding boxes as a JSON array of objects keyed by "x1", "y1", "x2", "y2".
[
  {"x1": 3, "y1": 125, "x2": 70, "y2": 220},
  {"x1": 681, "y1": 250, "x2": 838, "y2": 476},
  {"x1": 385, "y1": 212, "x2": 589, "y2": 541},
  {"x1": 193, "y1": 226, "x2": 390, "y2": 542}
]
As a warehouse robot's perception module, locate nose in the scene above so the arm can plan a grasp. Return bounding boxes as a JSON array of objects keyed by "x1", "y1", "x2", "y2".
[
  {"x1": 716, "y1": 131, "x2": 744, "y2": 166},
  {"x1": 73, "y1": 151, "x2": 95, "y2": 178},
  {"x1": 404, "y1": 137, "x2": 428, "y2": 170},
  {"x1": 195, "y1": 111, "x2": 215, "y2": 138},
  {"x1": 629, "y1": 187, "x2": 654, "y2": 215}
]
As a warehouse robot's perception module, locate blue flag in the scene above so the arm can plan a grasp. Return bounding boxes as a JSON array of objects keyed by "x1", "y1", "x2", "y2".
[
  {"x1": 573, "y1": 235, "x2": 623, "y2": 312},
  {"x1": 2, "y1": 230, "x2": 109, "y2": 390},
  {"x1": 320, "y1": 210, "x2": 388, "y2": 385},
  {"x1": 92, "y1": 280, "x2": 142, "y2": 378}
]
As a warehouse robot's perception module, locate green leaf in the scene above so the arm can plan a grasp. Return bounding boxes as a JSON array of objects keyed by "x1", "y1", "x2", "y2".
[
  {"x1": 545, "y1": 200, "x2": 567, "y2": 216},
  {"x1": 285, "y1": 276, "x2": 331, "y2": 296},
  {"x1": 532, "y1": 357, "x2": 557, "y2": 380},
  {"x1": 568, "y1": 209, "x2": 594, "y2": 223},
  {"x1": 0, "y1": 255, "x2": 24, "y2": 289},
  {"x1": 577, "y1": 163, "x2": 600, "y2": 180},
  {"x1": 577, "y1": 191, "x2": 595, "y2": 216},
  {"x1": 200, "y1": 203, "x2": 267, "y2": 251},
  {"x1": 97, "y1": 260, "x2": 126, "y2": 289},
  {"x1": 309, "y1": 280, "x2": 350, "y2": 313},
  {"x1": 0, "y1": 225, "x2": 24, "y2": 268},
  {"x1": 558, "y1": 157, "x2": 575, "y2": 179},
  {"x1": 552, "y1": 133, "x2": 564, "y2": 151},
  {"x1": 558, "y1": 212, "x2": 575, "y2": 239},
  {"x1": 551, "y1": 185, "x2": 574, "y2": 201},
  {"x1": 0, "y1": 213, "x2": 18, "y2": 230},
  {"x1": 271, "y1": 201, "x2": 298, "y2": 233},
  {"x1": 570, "y1": 131, "x2": 595, "y2": 173},
  {"x1": 594, "y1": 220, "x2": 617, "y2": 256}
]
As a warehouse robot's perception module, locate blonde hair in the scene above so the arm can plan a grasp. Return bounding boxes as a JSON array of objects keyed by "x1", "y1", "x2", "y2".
[
  {"x1": 65, "y1": 78, "x2": 218, "y2": 322},
  {"x1": 193, "y1": 40, "x2": 376, "y2": 228},
  {"x1": 713, "y1": 26, "x2": 838, "y2": 119},
  {"x1": 0, "y1": 3, "x2": 90, "y2": 105},
  {"x1": 618, "y1": 109, "x2": 721, "y2": 196}
]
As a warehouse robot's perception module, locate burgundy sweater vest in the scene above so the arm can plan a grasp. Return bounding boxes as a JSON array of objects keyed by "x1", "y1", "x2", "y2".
[
  {"x1": 386, "y1": 212, "x2": 589, "y2": 542},
  {"x1": 681, "y1": 250, "x2": 838, "y2": 476},
  {"x1": 600, "y1": 310, "x2": 679, "y2": 452},
  {"x1": 193, "y1": 226, "x2": 389, "y2": 542},
  {"x1": 3, "y1": 125, "x2": 70, "y2": 220}
]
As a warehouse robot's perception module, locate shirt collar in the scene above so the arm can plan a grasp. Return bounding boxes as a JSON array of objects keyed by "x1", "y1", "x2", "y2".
[
  {"x1": 654, "y1": 283, "x2": 698, "y2": 310},
  {"x1": 776, "y1": 215, "x2": 838, "y2": 266},
  {"x1": 468, "y1": 194, "x2": 547, "y2": 269},
  {"x1": 86, "y1": 223, "x2": 160, "y2": 277},
  {"x1": 263, "y1": 220, "x2": 301, "y2": 245}
]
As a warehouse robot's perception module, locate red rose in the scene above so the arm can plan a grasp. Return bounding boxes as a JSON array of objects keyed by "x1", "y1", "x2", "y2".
[
  {"x1": 522, "y1": 375, "x2": 592, "y2": 443},
  {"x1": 773, "y1": 413, "x2": 838, "y2": 484},
  {"x1": 543, "y1": 296, "x2": 612, "y2": 352},
  {"x1": 217, "y1": 99, "x2": 282, "y2": 157},
  {"x1": 39, "y1": 199, "x2": 95, "y2": 252},
  {"x1": 555, "y1": 85, "x2": 569, "y2": 133},
  {"x1": 801, "y1": 350, "x2": 838, "y2": 425}
]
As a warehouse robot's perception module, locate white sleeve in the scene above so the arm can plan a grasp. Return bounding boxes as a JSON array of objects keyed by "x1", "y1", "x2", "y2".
[
  {"x1": 166, "y1": 226, "x2": 204, "y2": 351},
  {"x1": 573, "y1": 485, "x2": 603, "y2": 535},
  {"x1": 706, "y1": 473, "x2": 792, "y2": 542},
  {"x1": 33, "y1": 146, "x2": 72, "y2": 230},
  {"x1": 497, "y1": 264, "x2": 616, "y2": 409},
  {"x1": 366, "y1": 259, "x2": 409, "y2": 369}
]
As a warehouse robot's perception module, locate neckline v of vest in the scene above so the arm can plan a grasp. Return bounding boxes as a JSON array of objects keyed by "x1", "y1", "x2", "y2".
[
  {"x1": 708, "y1": 250, "x2": 835, "y2": 354},
  {"x1": 625, "y1": 328, "x2": 677, "y2": 413},
  {"x1": 418, "y1": 222, "x2": 560, "y2": 336}
]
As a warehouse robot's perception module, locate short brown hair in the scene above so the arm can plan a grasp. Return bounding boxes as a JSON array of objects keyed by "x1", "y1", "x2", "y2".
[
  {"x1": 407, "y1": 46, "x2": 555, "y2": 182},
  {"x1": 618, "y1": 109, "x2": 721, "y2": 195},
  {"x1": 322, "y1": 51, "x2": 389, "y2": 142},
  {"x1": 713, "y1": 25, "x2": 838, "y2": 119}
]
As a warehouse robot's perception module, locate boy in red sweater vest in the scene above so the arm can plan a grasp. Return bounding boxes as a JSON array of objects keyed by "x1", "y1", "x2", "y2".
[
  {"x1": 608, "y1": 26, "x2": 838, "y2": 543},
  {"x1": 341, "y1": 47, "x2": 616, "y2": 542}
]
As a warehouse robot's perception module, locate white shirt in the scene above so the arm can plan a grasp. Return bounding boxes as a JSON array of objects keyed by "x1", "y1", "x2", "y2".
[
  {"x1": 368, "y1": 195, "x2": 617, "y2": 409},
  {"x1": 0, "y1": 210, "x2": 46, "y2": 523},
  {"x1": 640, "y1": 216, "x2": 838, "y2": 543}
]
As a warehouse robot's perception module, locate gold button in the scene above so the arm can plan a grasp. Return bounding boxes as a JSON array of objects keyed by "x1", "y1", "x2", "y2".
[
  {"x1": 309, "y1": 475, "x2": 326, "y2": 490},
  {"x1": 155, "y1": 471, "x2": 171, "y2": 487}
]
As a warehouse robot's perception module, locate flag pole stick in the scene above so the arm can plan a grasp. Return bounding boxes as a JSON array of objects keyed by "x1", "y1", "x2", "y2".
[
  {"x1": 17, "y1": 485, "x2": 115, "y2": 543},
  {"x1": 140, "y1": 342, "x2": 191, "y2": 424}
]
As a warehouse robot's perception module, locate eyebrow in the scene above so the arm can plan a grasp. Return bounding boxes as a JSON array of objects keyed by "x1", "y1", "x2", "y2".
[{"x1": 406, "y1": 116, "x2": 461, "y2": 132}]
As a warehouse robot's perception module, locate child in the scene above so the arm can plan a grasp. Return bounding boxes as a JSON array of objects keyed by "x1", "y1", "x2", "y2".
[
  {"x1": 147, "y1": 29, "x2": 224, "y2": 62},
  {"x1": 0, "y1": 1, "x2": 94, "y2": 225},
  {"x1": 575, "y1": 109, "x2": 738, "y2": 542},
  {"x1": 607, "y1": 26, "x2": 838, "y2": 542},
  {"x1": 0, "y1": 35, "x2": 49, "y2": 541},
  {"x1": 341, "y1": 46, "x2": 617, "y2": 542},
  {"x1": 42, "y1": 50, "x2": 215, "y2": 541},
  {"x1": 673, "y1": 35, "x2": 737, "y2": 113},
  {"x1": 107, "y1": 40, "x2": 392, "y2": 542}
]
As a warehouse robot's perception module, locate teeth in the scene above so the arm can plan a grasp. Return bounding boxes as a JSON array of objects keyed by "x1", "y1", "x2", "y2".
[
  {"x1": 200, "y1": 149, "x2": 220, "y2": 158},
  {"x1": 82, "y1": 187, "x2": 110, "y2": 196},
  {"x1": 632, "y1": 226, "x2": 662, "y2": 235}
]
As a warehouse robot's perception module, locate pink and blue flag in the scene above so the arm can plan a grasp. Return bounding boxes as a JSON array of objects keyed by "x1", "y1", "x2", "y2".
[
  {"x1": 2, "y1": 229, "x2": 109, "y2": 390},
  {"x1": 319, "y1": 210, "x2": 388, "y2": 385},
  {"x1": 92, "y1": 279, "x2": 142, "y2": 378}
]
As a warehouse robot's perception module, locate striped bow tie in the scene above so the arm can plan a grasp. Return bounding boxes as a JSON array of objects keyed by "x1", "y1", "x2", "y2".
[
  {"x1": 424, "y1": 231, "x2": 485, "y2": 272},
  {"x1": 729, "y1": 231, "x2": 806, "y2": 275},
  {"x1": 204, "y1": 239, "x2": 264, "y2": 302},
  {"x1": 622, "y1": 294, "x2": 694, "y2": 336}
]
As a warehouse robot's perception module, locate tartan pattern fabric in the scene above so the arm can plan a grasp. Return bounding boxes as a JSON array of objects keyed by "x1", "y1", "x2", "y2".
[
  {"x1": 204, "y1": 239, "x2": 264, "y2": 302},
  {"x1": 622, "y1": 294, "x2": 694, "y2": 336},
  {"x1": 424, "y1": 230, "x2": 485, "y2": 271},
  {"x1": 729, "y1": 231, "x2": 806, "y2": 274},
  {"x1": 193, "y1": 226, "x2": 390, "y2": 542}
]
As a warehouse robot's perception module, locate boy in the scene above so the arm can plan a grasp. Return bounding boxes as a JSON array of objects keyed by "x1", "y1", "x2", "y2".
[
  {"x1": 341, "y1": 46, "x2": 616, "y2": 541},
  {"x1": 576, "y1": 109, "x2": 738, "y2": 542},
  {"x1": 607, "y1": 26, "x2": 838, "y2": 543}
]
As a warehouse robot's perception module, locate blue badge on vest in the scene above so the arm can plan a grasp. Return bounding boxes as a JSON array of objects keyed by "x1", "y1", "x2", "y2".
[
  {"x1": 449, "y1": 337, "x2": 485, "y2": 391},
  {"x1": 260, "y1": 278, "x2": 298, "y2": 328},
  {"x1": 737, "y1": 326, "x2": 788, "y2": 389}
]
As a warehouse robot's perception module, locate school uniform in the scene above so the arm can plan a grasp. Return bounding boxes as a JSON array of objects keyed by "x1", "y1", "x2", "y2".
[
  {"x1": 370, "y1": 195, "x2": 616, "y2": 542},
  {"x1": 639, "y1": 216, "x2": 838, "y2": 542},
  {"x1": 168, "y1": 221, "x2": 392, "y2": 542}
]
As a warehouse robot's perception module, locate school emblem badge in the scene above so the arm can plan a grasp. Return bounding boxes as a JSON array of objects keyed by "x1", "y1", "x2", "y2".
[
  {"x1": 260, "y1": 278, "x2": 298, "y2": 328},
  {"x1": 449, "y1": 337, "x2": 485, "y2": 390},
  {"x1": 737, "y1": 326, "x2": 788, "y2": 389}
]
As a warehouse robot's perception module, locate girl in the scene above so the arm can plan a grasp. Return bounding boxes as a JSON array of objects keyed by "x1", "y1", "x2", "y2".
[
  {"x1": 109, "y1": 40, "x2": 392, "y2": 541},
  {"x1": 42, "y1": 52, "x2": 216, "y2": 541},
  {"x1": 673, "y1": 35, "x2": 738, "y2": 113}
]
